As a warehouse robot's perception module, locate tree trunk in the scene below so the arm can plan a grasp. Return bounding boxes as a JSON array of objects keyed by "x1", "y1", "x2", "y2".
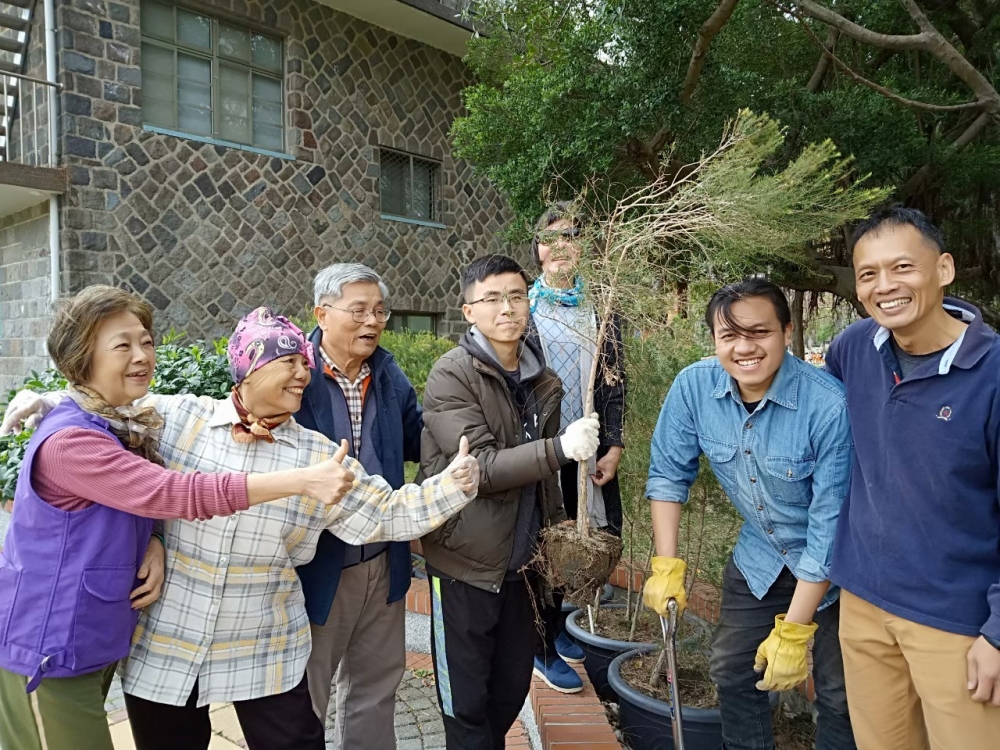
[
  {"x1": 792, "y1": 289, "x2": 806, "y2": 359},
  {"x1": 672, "y1": 279, "x2": 689, "y2": 320}
]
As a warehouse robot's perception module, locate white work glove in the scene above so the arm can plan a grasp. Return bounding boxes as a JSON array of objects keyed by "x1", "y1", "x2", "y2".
[
  {"x1": 560, "y1": 413, "x2": 600, "y2": 462},
  {"x1": 0, "y1": 389, "x2": 67, "y2": 436},
  {"x1": 444, "y1": 435, "x2": 480, "y2": 497}
]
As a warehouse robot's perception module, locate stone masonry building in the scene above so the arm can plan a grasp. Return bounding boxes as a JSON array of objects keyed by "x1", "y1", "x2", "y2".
[{"x1": 0, "y1": 0, "x2": 513, "y2": 391}]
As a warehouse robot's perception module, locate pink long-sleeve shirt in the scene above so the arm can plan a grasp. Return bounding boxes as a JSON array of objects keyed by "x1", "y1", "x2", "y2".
[{"x1": 32, "y1": 427, "x2": 249, "y2": 519}]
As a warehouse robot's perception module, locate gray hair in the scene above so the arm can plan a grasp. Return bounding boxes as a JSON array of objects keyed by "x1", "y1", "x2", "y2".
[{"x1": 313, "y1": 263, "x2": 390, "y2": 306}]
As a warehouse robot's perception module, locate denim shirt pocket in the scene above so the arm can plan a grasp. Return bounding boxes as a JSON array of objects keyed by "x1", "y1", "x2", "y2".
[
  {"x1": 700, "y1": 437, "x2": 739, "y2": 489},
  {"x1": 764, "y1": 456, "x2": 816, "y2": 506}
]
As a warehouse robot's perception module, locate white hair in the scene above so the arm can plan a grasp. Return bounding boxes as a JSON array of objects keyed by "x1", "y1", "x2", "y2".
[{"x1": 313, "y1": 263, "x2": 390, "y2": 306}]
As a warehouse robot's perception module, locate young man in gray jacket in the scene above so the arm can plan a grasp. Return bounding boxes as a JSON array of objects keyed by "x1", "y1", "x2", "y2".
[{"x1": 419, "y1": 254, "x2": 600, "y2": 749}]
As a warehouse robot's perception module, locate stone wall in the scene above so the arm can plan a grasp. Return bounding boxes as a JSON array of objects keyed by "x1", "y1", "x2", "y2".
[
  {"x1": 52, "y1": 0, "x2": 516, "y2": 343},
  {"x1": 0, "y1": 204, "x2": 53, "y2": 393}
]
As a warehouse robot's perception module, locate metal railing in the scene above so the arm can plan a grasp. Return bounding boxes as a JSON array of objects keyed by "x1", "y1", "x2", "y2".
[{"x1": 1, "y1": 69, "x2": 60, "y2": 167}]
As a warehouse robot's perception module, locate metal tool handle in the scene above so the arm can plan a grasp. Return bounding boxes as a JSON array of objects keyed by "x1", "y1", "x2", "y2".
[{"x1": 660, "y1": 599, "x2": 685, "y2": 750}]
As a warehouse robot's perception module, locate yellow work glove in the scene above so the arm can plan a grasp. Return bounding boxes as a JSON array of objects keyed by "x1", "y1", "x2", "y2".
[
  {"x1": 642, "y1": 556, "x2": 687, "y2": 617},
  {"x1": 753, "y1": 614, "x2": 817, "y2": 692}
]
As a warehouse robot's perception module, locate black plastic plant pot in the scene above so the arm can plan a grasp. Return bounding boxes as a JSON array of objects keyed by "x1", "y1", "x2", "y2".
[
  {"x1": 564, "y1": 604, "x2": 657, "y2": 701},
  {"x1": 608, "y1": 648, "x2": 780, "y2": 750}
]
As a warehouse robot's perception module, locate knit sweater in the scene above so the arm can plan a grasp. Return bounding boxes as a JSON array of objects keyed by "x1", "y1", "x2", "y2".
[{"x1": 32, "y1": 427, "x2": 249, "y2": 519}]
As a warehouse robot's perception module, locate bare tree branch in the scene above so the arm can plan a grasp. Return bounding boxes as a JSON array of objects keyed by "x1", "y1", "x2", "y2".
[
  {"x1": 901, "y1": 111, "x2": 993, "y2": 197},
  {"x1": 923, "y1": 0, "x2": 980, "y2": 51},
  {"x1": 794, "y1": 0, "x2": 932, "y2": 50},
  {"x1": 897, "y1": 0, "x2": 1000, "y2": 111},
  {"x1": 797, "y1": 17, "x2": 985, "y2": 112},
  {"x1": 680, "y1": 0, "x2": 741, "y2": 104},
  {"x1": 807, "y1": 28, "x2": 839, "y2": 93}
]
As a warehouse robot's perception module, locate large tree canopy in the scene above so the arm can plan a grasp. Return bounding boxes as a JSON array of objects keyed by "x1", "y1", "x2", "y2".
[{"x1": 452, "y1": 0, "x2": 1000, "y2": 321}]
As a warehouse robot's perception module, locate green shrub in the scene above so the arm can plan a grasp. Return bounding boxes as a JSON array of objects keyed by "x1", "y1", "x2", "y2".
[
  {"x1": 152, "y1": 331, "x2": 232, "y2": 399},
  {"x1": 378, "y1": 330, "x2": 456, "y2": 401}
]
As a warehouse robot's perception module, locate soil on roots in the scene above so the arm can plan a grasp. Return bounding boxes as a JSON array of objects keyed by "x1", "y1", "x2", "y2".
[{"x1": 538, "y1": 524, "x2": 622, "y2": 607}]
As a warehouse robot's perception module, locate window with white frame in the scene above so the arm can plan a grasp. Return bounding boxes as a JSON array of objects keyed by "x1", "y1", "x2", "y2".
[
  {"x1": 140, "y1": 1, "x2": 284, "y2": 152},
  {"x1": 379, "y1": 148, "x2": 442, "y2": 224}
]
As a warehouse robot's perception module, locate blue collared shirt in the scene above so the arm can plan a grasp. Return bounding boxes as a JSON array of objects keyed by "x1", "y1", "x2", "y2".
[{"x1": 646, "y1": 352, "x2": 854, "y2": 608}]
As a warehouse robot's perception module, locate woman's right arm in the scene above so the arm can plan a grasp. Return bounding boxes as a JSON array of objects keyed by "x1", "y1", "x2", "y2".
[{"x1": 32, "y1": 429, "x2": 354, "y2": 519}]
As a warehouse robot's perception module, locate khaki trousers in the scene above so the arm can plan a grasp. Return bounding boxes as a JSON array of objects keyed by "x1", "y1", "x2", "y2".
[
  {"x1": 0, "y1": 663, "x2": 116, "y2": 750},
  {"x1": 839, "y1": 590, "x2": 1000, "y2": 750},
  {"x1": 305, "y1": 552, "x2": 406, "y2": 750}
]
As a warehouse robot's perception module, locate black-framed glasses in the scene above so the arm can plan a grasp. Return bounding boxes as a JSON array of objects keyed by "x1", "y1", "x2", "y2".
[
  {"x1": 321, "y1": 304, "x2": 392, "y2": 324},
  {"x1": 466, "y1": 292, "x2": 530, "y2": 308}
]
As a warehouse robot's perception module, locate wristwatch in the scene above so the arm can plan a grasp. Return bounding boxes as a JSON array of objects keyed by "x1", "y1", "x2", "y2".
[{"x1": 982, "y1": 634, "x2": 1000, "y2": 651}]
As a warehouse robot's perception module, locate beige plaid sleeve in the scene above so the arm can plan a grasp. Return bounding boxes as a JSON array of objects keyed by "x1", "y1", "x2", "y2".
[{"x1": 318, "y1": 456, "x2": 472, "y2": 543}]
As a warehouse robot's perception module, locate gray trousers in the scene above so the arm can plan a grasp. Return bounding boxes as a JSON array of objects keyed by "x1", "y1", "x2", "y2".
[{"x1": 306, "y1": 552, "x2": 406, "y2": 750}]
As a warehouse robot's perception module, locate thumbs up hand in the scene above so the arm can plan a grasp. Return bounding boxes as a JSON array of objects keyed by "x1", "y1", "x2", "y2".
[
  {"x1": 306, "y1": 440, "x2": 356, "y2": 505},
  {"x1": 444, "y1": 435, "x2": 479, "y2": 496}
]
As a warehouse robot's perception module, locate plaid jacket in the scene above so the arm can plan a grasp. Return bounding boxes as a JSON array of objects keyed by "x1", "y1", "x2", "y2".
[{"x1": 121, "y1": 394, "x2": 469, "y2": 706}]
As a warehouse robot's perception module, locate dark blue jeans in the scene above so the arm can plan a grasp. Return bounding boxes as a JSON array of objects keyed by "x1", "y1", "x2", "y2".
[{"x1": 708, "y1": 557, "x2": 856, "y2": 750}]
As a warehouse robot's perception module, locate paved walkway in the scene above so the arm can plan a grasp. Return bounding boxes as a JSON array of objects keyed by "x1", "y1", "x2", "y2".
[{"x1": 106, "y1": 652, "x2": 530, "y2": 749}]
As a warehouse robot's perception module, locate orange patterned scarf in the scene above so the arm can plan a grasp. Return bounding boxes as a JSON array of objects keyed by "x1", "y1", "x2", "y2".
[{"x1": 230, "y1": 387, "x2": 292, "y2": 444}]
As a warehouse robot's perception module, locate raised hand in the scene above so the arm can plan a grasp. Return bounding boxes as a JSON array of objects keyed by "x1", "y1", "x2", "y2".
[
  {"x1": 445, "y1": 435, "x2": 480, "y2": 496},
  {"x1": 304, "y1": 440, "x2": 356, "y2": 505}
]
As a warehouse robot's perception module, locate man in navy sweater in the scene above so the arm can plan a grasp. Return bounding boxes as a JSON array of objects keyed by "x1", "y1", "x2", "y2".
[
  {"x1": 826, "y1": 207, "x2": 1000, "y2": 749},
  {"x1": 295, "y1": 264, "x2": 422, "y2": 750}
]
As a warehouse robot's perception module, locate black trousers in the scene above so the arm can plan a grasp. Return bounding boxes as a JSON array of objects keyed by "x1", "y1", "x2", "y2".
[
  {"x1": 429, "y1": 574, "x2": 537, "y2": 750},
  {"x1": 709, "y1": 558, "x2": 855, "y2": 750},
  {"x1": 124, "y1": 673, "x2": 325, "y2": 750}
]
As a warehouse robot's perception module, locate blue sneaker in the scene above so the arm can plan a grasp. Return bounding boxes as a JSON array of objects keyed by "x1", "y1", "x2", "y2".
[
  {"x1": 533, "y1": 655, "x2": 584, "y2": 694},
  {"x1": 555, "y1": 631, "x2": 585, "y2": 664}
]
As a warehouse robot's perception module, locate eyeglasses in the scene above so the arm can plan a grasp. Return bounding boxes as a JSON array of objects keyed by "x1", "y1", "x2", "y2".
[
  {"x1": 321, "y1": 304, "x2": 392, "y2": 324},
  {"x1": 537, "y1": 227, "x2": 581, "y2": 243},
  {"x1": 466, "y1": 292, "x2": 530, "y2": 308}
]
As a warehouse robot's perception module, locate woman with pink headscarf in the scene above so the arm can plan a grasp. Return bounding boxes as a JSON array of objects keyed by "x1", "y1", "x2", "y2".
[{"x1": 2, "y1": 306, "x2": 479, "y2": 750}]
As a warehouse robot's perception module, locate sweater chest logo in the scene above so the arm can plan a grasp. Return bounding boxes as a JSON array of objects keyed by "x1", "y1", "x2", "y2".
[{"x1": 936, "y1": 406, "x2": 953, "y2": 422}]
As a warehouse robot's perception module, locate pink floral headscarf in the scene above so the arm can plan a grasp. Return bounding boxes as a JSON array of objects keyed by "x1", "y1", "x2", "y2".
[{"x1": 227, "y1": 307, "x2": 315, "y2": 385}]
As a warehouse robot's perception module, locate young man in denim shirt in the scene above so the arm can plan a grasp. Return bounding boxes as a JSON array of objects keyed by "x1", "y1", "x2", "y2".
[{"x1": 643, "y1": 280, "x2": 856, "y2": 750}]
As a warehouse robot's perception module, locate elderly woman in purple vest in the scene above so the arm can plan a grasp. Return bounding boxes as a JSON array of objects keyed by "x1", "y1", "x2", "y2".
[
  {"x1": 0, "y1": 304, "x2": 481, "y2": 750},
  {"x1": 0, "y1": 286, "x2": 359, "y2": 750}
]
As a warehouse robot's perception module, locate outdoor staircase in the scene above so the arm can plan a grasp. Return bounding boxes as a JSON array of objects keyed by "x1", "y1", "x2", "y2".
[{"x1": 0, "y1": 0, "x2": 38, "y2": 162}]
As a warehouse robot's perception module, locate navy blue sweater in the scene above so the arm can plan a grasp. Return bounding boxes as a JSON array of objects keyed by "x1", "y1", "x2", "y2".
[
  {"x1": 294, "y1": 330, "x2": 422, "y2": 625},
  {"x1": 826, "y1": 298, "x2": 1000, "y2": 641}
]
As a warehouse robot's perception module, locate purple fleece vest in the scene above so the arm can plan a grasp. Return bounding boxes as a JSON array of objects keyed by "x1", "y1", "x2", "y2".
[{"x1": 0, "y1": 400, "x2": 154, "y2": 691}]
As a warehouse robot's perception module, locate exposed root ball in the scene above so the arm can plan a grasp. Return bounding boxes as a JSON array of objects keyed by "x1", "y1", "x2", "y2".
[{"x1": 539, "y1": 525, "x2": 623, "y2": 606}]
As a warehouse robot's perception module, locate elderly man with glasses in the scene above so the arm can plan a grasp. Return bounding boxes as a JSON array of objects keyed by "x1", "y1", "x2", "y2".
[{"x1": 294, "y1": 264, "x2": 421, "y2": 750}]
